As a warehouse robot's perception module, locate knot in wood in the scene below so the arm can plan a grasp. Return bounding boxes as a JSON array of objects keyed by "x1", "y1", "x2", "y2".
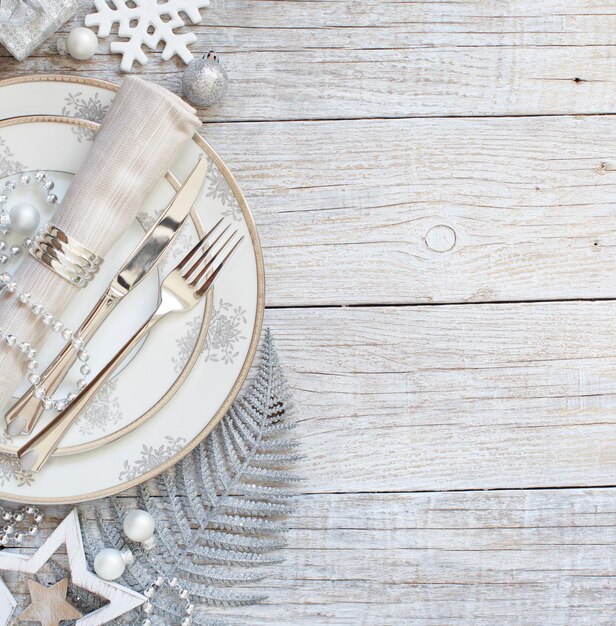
[{"x1": 425, "y1": 224, "x2": 456, "y2": 252}]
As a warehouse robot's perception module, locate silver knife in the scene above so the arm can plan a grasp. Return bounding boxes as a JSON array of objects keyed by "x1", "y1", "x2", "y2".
[{"x1": 5, "y1": 157, "x2": 209, "y2": 436}]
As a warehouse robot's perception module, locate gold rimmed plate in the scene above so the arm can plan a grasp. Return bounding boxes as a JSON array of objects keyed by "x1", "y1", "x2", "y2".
[{"x1": 0, "y1": 78, "x2": 264, "y2": 503}]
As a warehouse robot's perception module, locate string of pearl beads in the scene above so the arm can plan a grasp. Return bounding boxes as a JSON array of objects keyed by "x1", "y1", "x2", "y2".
[
  {"x1": 0, "y1": 505, "x2": 44, "y2": 545},
  {"x1": 0, "y1": 171, "x2": 58, "y2": 266},
  {"x1": 142, "y1": 576, "x2": 195, "y2": 626},
  {"x1": 0, "y1": 270, "x2": 91, "y2": 412},
  {"x1": 0, "y1": 171, "x2": 95, "y2": 412}
]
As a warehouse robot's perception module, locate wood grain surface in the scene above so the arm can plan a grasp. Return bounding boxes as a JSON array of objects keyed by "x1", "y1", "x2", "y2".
[{"x1": 1, "y1": 1, "x2": 616, "y2": 624}]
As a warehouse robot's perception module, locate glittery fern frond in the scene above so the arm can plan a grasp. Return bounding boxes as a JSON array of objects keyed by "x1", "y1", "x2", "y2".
[{"x1": 69, "y1": 330, "x2": 299, "y2": 624}]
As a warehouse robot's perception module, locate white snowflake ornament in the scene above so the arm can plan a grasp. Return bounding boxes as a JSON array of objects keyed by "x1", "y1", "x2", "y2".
[{"x1": 85, "y1": 0, "x2": 209, "y2": 72}]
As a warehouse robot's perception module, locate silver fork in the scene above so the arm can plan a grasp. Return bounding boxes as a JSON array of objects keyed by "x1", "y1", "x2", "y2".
[{"x1": 18, "y1": 221, "x2": 244, "y2": 473}]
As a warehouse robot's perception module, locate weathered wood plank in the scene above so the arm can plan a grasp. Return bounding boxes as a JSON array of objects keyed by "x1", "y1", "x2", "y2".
[
  {"x1": 203, "y1": 115, "x2": 616, "y2": 306},
  {"x1": 14, "y1": 93, "x2": 616, "y2": 307},
  {"x1": 2, "y1": 1, "x2": 616, "y2": 120},
  {"x1": 1, "y1": 2, "x2": 614, "y2": 623},
  {"x1": 13, "y1": 301, "x2": 616, "y2": 619},
  {"x1": 211, "y1": 489, "x2": 616, "y2": 625},
  {"x1": 8, "y1": 489, "x2": 616, "y2": 625},
  {"x1": 7, "y1": 285, "x2": 616, "y2": 622},
  {"x1": 265, "y1": 303, "x2": 616, "y2": 492},
  {"x1": 6, "y1": 12, "x2": 616, "y2": 305}
]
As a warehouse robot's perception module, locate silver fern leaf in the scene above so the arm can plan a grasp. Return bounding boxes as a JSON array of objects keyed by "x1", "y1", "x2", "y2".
[{"x1": 65, "y1": 329, "x2": 299, "y2": 625}]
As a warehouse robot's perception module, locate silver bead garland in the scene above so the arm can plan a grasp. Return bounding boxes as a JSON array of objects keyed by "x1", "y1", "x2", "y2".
[
  {"x1": 0, "y1": 271, "x2": 90, "y2": 411},
  {"x1": 0, "y1": 505, "x2": 44, "y2": 545},
  {"x1": 0, "y1": 171, "x2": 58, "y2": 265},
  {"x1": 0, "y1": 172, "x2": 91, "y2": 412},
  {"x1": 141, "y1": 576, "x2": 195, "y2": 626}
]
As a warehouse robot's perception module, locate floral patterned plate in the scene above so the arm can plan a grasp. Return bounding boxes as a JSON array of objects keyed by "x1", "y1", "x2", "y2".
[
  {"x1": 0, "y1": 118, "x2": 209, "y2": 459},
  {"x1": 0, "y1": 76, "x2": 264, "y2": 503}
]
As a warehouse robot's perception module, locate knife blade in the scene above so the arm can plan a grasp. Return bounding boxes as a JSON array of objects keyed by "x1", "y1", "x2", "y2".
[
  {"x1": 5, "y1": 157, "x2": 209, "y2": 436},
  {"x1": 112, "y1": 157, "x2": 209, "y2": 295}
]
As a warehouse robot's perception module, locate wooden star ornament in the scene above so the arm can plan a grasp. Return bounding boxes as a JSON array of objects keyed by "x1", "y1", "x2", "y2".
[
  {"x1": 19, "y1": 578, "x2": 81, "y2": 626},
  {"x1": 0, "y1": 509, "x2": 145, "y2": 626}
]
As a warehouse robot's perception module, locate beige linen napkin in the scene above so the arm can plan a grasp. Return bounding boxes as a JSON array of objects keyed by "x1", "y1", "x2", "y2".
[{"x1": 0, "y1": 76, "x2": 201, "y2": 411}]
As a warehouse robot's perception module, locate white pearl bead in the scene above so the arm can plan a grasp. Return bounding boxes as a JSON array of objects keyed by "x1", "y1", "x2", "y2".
[
  {"x1": 123, "y1": 509, "x2": 156, "y2": 543},
  {"x1": 94, "y1": 548, "x2": 126, "y2": 580},
  {"x1": 66, "y1": 27, "x2": 98, "y2": 61},
  {"x1": 8, "y1": 203, "x2": 40, "y2": 235}
]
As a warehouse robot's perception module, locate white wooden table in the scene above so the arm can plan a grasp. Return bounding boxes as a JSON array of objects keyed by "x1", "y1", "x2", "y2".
[{"x1": 4, "y1": 1, "x2": 616, "y2": 623}]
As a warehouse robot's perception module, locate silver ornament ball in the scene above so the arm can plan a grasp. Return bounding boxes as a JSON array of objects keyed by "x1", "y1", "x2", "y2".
[
  {"x1": 9, "y1": 203, "x2": 40, "y2": 235},
  {"x1": 94, "y1": 548, "x2": 126, "y2": 581},
  {"x1": 123, "y1": 508, "x2": 156, "y2": 543},
  {"x1": 183, "y1": 51, "x2": 228, "y2": 107}
]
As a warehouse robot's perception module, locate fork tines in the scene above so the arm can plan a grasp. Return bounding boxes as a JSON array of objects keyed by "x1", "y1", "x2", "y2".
[{"x1": 179, "y1": 220, "x2": 244, "y2": 295}]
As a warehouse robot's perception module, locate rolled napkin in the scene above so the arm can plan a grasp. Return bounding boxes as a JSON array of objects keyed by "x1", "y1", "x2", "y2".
[{"x1": 0, "y1": 76, "x2": 201, "y2": 411}]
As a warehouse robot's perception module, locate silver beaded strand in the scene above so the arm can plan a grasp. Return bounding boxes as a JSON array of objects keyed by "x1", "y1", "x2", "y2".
[
  {"x1": 0, "y1": 271, "x2": 90, "y2": 411},
  {"x1": 0, "y1": 171, "x2": 91, "y2": 412},
  {"x1": 0, "y1": 505, "x2": 44, "y2": 545},
  {"x1": 0, "y1": 171, "x2": 58, "y2": 265},
  {"x1": 141, "y1": 576, "x2": 195, "y2": 626}
]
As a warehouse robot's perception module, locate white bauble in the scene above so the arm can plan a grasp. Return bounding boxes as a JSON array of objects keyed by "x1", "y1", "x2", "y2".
[
  {"x1": 123, "y1": 509, "x2": 156, "y2": 543},
  {"x1": 94, "y1": 548, "x2": 126, "y2": 580},
  {"x1": 66, "y1": 27, "x2": 98, "y2": 61},
  {"x1": 9, "y1": 203, "x2": 39, "y2": 235}
]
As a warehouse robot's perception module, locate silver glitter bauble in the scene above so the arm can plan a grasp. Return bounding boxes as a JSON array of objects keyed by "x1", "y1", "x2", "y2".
[{"x1": 182, "y1": 51, "x2": 228, "y2": 107}]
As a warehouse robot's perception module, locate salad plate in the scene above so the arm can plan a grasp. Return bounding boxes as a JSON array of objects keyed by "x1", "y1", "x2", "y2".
[{"x1": 0, "y1": 118, "x2": 210, "y2": 459}]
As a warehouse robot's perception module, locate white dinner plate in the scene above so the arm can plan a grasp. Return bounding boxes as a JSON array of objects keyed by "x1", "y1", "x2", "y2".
[{"x1": 0, "y1": 76, "x2": 264, "y2": 503}]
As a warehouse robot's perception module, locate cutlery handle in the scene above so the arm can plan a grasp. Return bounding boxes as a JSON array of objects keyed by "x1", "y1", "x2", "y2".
[
  {"x1": 5, "y1": 287, "x2": 122, "y2": 436},
  {"x1": 17, "y1": 311, "x2": 162, "y2": 473}
]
